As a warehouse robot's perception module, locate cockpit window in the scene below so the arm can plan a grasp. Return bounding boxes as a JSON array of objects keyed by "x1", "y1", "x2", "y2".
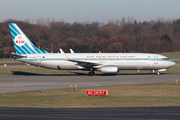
[{"x1": 163, "y1": 58, "x2": 170, "y2": 61}]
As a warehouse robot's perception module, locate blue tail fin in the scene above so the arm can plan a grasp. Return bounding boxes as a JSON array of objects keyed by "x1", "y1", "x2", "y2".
[{"x1": 9, "y1": 23, "x2": 50, "y2": 54}]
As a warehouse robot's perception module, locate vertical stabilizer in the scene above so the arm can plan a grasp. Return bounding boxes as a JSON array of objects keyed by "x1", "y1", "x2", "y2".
[{"x1": 9, "y1": 23, "x2": 50, "y2": 54}]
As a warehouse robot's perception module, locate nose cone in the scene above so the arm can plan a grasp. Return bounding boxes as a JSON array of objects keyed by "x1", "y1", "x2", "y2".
[
  {"x1": 166, "y1": 59, "x2": 176, "y2": 67},
  {"x1": 172, "y1": 61, "x2": 176, "y2": 66},
  {"x1": 170, "y1": 60, "x2": 176, "y2": 67}
]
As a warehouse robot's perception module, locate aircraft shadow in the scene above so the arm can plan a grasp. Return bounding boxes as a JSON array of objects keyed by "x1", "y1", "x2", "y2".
[
  {"x1": 117, "y1": 73, "x2": 167, "y2": 75},
  {"x1": 12, "y1": 71, "x2": 87, "y2": 76},
  {"x1": 11, "y1": 71, "x2": 117, "y2": 76},
  {"x1": 11, "y1": 71, "x2": 167, "y2": 76}
]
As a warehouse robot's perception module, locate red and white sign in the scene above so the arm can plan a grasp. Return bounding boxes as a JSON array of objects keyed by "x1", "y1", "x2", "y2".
[
  {"x1": 14, "y1": 35, "x2": 26, "y2": 46},
  {"x1": 86, "y1": 90, "x2": 108, "y2": 96}
]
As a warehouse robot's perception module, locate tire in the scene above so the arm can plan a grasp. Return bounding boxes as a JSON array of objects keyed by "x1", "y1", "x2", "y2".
[{"x1": 88, "y1": 71, "x2": 94, "y2": 76}]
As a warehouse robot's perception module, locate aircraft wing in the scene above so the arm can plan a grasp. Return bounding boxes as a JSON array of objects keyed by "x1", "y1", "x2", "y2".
[
  {"x1": 69, "y1": 59, "x2": 101, "y2": 66},
  {"x1": 60, "y1": 49, "x2": 102, "y2": 68}
]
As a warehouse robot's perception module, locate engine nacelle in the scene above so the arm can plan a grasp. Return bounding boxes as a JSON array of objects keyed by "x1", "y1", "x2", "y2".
[{"x1": 99, "y1": 65, "x2": 118, "y2": 74}]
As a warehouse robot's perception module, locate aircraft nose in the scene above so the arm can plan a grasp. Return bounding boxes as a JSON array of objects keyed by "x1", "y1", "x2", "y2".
[{"x1": 171, "y1": 61, "x2": 176, "y2": 66}]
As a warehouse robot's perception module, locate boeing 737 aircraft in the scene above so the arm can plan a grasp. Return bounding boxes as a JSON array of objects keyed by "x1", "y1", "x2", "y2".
[{"x1": 9, "y1": 23, "x2": 176, "y2": 76}]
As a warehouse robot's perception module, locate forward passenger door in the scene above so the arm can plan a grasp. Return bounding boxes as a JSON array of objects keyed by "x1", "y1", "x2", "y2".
[{"x1": 154, "y1": 56, "x2": 158, "y2": 64}]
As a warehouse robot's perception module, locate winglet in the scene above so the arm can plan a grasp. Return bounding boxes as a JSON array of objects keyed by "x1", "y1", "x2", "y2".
[
  {"x1": 70, "y1": 49, "x2": 74, "y2": 53},
  {"x1": 59, "y1": 49, "x2": 69, "y2": 60},
  {"x1": 59, "y1": 49, "x2": 64, "y2": 54}
]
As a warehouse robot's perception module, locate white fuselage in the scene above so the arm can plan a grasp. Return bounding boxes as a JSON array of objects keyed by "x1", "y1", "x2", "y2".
[{"x1": 16, "y1": 53, "x2": 176, "y2": 71}]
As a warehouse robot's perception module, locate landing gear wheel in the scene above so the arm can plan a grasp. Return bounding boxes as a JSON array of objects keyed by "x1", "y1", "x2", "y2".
[{"x1": 88, "y1": 71, "x2": 94, "y2": 76}]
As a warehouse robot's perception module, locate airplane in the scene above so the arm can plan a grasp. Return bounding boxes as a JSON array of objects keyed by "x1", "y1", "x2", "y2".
[{"x1": 9, "y1": 23, "x2": 176, "y2": 76}]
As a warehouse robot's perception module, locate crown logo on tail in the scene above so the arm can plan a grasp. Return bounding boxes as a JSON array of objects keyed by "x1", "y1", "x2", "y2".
[{"x1": 14, "y1": 35, "x2": 26, "y2": 46}]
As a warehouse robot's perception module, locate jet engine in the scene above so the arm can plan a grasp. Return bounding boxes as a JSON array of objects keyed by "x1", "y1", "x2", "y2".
[{"x1": 98, "y1": 65, "x2": 118, "y2": 74}]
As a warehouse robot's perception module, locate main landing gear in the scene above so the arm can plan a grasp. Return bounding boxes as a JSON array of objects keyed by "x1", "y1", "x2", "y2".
[{"x1": 88, "y1": 70, "x2": 95, "y2": 76}]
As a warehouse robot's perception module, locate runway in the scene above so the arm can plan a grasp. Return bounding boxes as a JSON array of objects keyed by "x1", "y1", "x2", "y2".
[
  {"x1": 0, "y1": 73, "x2": 179, "y2": 93},
  {"x1": 1, "y1": 107, "x2": 180, "y2": 120}
]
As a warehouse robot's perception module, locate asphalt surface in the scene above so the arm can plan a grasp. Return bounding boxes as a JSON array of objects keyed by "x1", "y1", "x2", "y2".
[
  {"x1": 0, "y1": 74, "x2": 179, "y2": 93},
  {"x1": 0, "y1": 62, "x2": 180, "y2": 119},
  {"x1": 1, "y1": 107, "x2": 180, "y2": 120}
]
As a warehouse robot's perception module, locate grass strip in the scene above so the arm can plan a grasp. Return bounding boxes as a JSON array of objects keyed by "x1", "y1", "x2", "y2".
[{"x1": 0, "y1": 82, "x2": 180, "y2": 108}]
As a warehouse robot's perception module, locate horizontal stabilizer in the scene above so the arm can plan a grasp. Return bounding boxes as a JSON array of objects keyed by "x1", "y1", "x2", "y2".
[{"x1": 11, "y1": 52, "x2": 27, "y2": 58}]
